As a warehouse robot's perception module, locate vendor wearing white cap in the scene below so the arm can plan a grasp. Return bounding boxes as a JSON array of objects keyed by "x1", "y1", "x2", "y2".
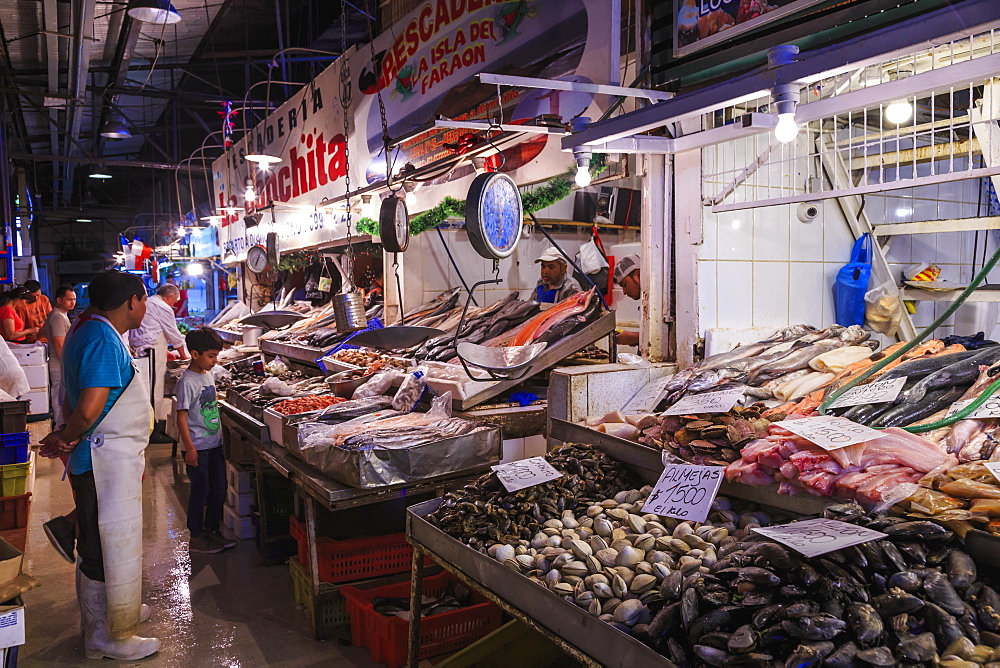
[
  {"x1": 613, "y1": 255, "x2": 641, "y2": 346},
  {"x1": 534, "y1": 246, "x2": 582, "y2": 305}
]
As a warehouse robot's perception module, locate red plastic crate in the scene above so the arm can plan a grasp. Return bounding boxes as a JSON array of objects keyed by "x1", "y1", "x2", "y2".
[
  {"x1": 0, "y1": 527, "x2": 26, "y2": 552},
  {"x1": 341, "y1": 571, "x2": 503, "y2": 668},
  {"x1": 0, "y1": 494, "x2": 30, "y2": 531},
  {"x1": 289, "y1": 515, "x2": 420, "y2": 584}
]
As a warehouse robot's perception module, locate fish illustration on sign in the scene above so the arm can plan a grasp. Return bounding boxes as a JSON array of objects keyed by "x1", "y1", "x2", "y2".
[{"x1": 496, "y1": 1, "x2": 537, "y2": 43}]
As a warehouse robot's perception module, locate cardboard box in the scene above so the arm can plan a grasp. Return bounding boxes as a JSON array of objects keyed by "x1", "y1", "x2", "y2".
[
  {"x1": 7, "y1": 344, "x2": 44, "y2": 366},
  {"x1": 0, "y1": 538, "x2": 23, "y2": 592},
  {"x1": 0, "y1": 597, "x2": 25, "y2": 649}
]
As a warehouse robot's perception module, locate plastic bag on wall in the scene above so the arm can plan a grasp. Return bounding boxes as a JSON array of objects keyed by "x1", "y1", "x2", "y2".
[
  {"x1": 865, "y1": 280, "x2": 903, "y2": 337},
  {"x1": 834, "y1": 234, "x2": 872, "y2": 327}
]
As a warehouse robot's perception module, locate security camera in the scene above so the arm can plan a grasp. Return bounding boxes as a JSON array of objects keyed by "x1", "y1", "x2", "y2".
[{"x1": 797, "y1": 202, "x2": 820, "y2": 223}]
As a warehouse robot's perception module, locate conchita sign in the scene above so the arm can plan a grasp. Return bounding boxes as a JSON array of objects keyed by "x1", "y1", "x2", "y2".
[{"x1": 213, "y1": 0, "x2": 612, "y2": 262}]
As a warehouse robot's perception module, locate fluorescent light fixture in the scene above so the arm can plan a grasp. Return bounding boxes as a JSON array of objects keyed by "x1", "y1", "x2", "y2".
[
  {"x1": 88, "y1": 167, "x2": 112, "y2": 179},
  {"x1": 185, "y1": 263, "x2": 204, "y2": 276},
  {"x1": 126, "y1": 0, "x2": 181, "y2": 24},
  {"x1": 246, "y1": 154, "x2": 282, "y2": 170},
  {"x1": 76, "y1": 218, "x2": 92, "y2": 223}
]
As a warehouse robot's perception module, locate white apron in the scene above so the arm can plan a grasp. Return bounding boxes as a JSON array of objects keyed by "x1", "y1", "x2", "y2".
[
  {"x1": 87, "y1": 317, "x2": 154, "y2": 639},
  {"x1": 151, "y1": 331, "x2": 169, "y2": 422}
]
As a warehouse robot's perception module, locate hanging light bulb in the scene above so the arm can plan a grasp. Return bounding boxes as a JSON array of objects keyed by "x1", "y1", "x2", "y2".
[
  {"x1": 200, "y1": 215, "x2": 224, "y2": 226},
  {"x1": 885, "y1": 99, "x2": 913, "y2": 125},
  {"x1": 244, "y1": 177, "x2": 256, "y2": 202},
  {"x1": 127, "y1": 0, "x2": 181, "y2": 24},
  {"x1": 774, "y1": 113, "x2": 800, "y2": 143},
  {"x1": 100, "y1": 114, "x2": 131, "y2": 139},
  {"x1": 88, "y1": 166, "x2": 112, "y2": 179},
  {"x1": 402, "y1": 181, "x2": 419, "y2": 208},
  {"x1": 185, "y1": 263, "x2": 204, "y2": 276},
  {"x1": 573, "y1": 147, "x2": 592, "y2": 187}
]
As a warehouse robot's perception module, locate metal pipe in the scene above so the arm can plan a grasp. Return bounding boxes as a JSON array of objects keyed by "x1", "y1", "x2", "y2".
[{"x1": 9, "y1": 154, "x2": 207, "y2": 171}]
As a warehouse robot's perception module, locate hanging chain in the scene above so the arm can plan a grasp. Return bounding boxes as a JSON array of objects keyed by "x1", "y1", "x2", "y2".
[
  {"x1": 339, "y1": 0, "x2": 355, "y2": 289},
  {"x1": 492, "y1": 259, "x2": 500, "y2": 281},
  {"x1": 364, "y1": 8, "x2": 395, "y2": 191},
  {"x1": 393, "y1": 253, "x2": 405, "y2": 323}
]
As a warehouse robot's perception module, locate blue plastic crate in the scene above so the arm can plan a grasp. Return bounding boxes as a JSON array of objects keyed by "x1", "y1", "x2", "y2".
[{"x1": 0, "y1": 433, "x2": 29, "y2": 466}]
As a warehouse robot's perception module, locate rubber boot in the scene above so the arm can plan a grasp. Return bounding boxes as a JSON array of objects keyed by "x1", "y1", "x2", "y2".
[{"x1": 77, "y1": 568, "x2": 159, "y2": 660}]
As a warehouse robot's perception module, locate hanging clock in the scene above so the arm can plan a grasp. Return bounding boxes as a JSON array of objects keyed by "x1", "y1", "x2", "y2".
[
  {"x1": 465, "y1": 172, "x2": 523, "y2": 260},
  {"x1": 246, "y1": 245, "x2": 270, "y2": 273},
  {"x1": 379, "y1": 196, "x2": 409, "y2": 253}
]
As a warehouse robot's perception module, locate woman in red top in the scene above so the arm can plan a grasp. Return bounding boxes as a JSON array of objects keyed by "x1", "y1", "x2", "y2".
[{"x1": 0, "y1": 287, "x2": 40, "y2": 342}]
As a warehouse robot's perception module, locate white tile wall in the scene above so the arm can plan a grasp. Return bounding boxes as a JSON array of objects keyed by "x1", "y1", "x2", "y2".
[
  {"x1": 752, "y1": 263, "x2": 789, "y2": 326},
  {"x1": 715, "y1": 261, "x2": 754, "y2": 327}
]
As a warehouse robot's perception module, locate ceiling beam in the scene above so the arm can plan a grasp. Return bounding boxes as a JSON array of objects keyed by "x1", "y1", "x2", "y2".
[
  {"x1": 62, "y1": 0, "x2": 97, "y2": 200},
  {"x1": 10, "y1": 153, "x2": 209, "y2": 172}
]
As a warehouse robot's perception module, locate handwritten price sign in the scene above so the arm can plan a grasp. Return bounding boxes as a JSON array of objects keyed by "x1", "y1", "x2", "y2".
[
  {"x1": 623, "y1": 376, "x2": 673, "y2": 414},
  {"x1": 773, "y1": 416, "x2": 881, "y2": 451},
  {"x1": 752, "y1": 518, "x2": 887, "y2": 557},
  {"x1": 492, "y1": 457, "x2": 563, "y2": 493},
  {"x1": 663, "y1": 386, "x2": 746, "y2": 416},
  {"x1": 947, "y1": 392, "x2": 1000, "y2": 419},
  {"x1": 828, "y1": 376, "x2": 907, "y2": 409},
  {"x1": 985, "y1": 462, "x2": 1000, "y2": 484},
  {"x1": 642, "y1": 465, "x2": 725, "y2": 523}
]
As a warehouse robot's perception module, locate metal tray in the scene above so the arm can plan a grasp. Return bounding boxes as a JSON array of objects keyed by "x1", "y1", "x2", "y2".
[
  {"x1": 408, "y1": 498, "x2": 670, "y2": 666},
  {"x1": 213, "y1": 327, "x2": 242, "y2": 344},
  {"x1": 260, "y1": 340, "x2": 325, "y2": 367},
  {"x1": 225, "y1": 389, "x2": 264, "y2": 422}
]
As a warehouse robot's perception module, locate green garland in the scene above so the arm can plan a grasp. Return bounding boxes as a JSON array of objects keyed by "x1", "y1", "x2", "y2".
[
  {"x1": 355, "y1": 158, "x2": 608, "y2": 238},
  {"x1": 276, "y1": 250, "x2": 323, "y2": 272}
]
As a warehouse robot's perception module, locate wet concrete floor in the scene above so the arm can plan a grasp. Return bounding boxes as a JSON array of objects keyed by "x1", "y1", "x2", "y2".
[{"x1": 20, "y1": 424, "x2": 380, "y2": 667}]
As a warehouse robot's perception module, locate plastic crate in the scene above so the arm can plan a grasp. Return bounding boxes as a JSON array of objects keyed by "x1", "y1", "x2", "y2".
[
  {"x1": 226, "y1": 487, "x2": 253, "y2": 517},
  {"x1": 0, "y1": 527, "x2": 26, "y2": 552},
  {"x1": 288, "y1": 556, "x2": 349, "y2": 639},
  {"x1": 0, "y1": 494, "x2": 29, "y2": 531},
  {"x1": 0, "y1": 404, "x2": 27, "y2": 436},
  {"x1": 0, "y1": 434, "x2": 28, "y2": 466},
  {"x1": 0, "y1": 464, "x2": 30, "y2": 498},
  {"x1": 289, "y1": 515, "x2": 419, "y2": 584},
  {"x1": 342, "y1": 571, "x2": 503, "y2": 668},
  {"x1": 223, "y1": 505, "x2": 256, "y2": 540},
  {"x1": 227, "y1": 461, "x2": 254, "y2": 495}
]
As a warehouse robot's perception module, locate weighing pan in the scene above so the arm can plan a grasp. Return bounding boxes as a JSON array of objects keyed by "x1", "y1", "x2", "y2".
[
  {"x1": 347, "y1": 326, "x2": 443, "y2": 350},
  {"x1": 240, "y1": 310, "x2": 307, "y2": 329}
]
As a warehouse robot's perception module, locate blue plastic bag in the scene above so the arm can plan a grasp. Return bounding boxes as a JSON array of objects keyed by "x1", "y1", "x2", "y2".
[{"x1": 834, "y1": 234, "x2": 872, "y2": 327}]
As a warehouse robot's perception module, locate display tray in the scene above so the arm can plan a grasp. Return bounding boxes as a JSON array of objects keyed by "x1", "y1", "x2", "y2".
[
  {"x1": 455, "y1": 311, "x2": 617, "y2": 411},
  {"x1": 226, "y1": 389, "x2": 264, "y2": 423},
  {"x1": 288, "y1": 425, "x2": 502, "y2": 489},
  {"x1": 213, "y1": 327, "x2": 242, "y2": 344},
  {"x1": 219, "y1": 400, "x2": 270, "y2": 446},
  {"x1": 456, "y1": 403, "x2": 547, "y2": 439},
  {"x1": 408, "y1": 498, "x2": 668, "y2": 666},
  {"x1": 258, "y1": 441, "x2": 486, "y2": 511},
  {"x1": 263, "y1": 406, "x2": 332, "y2": 446},
  {"x1": 260, "y1": 340, "x2": 325, "y2": 367}
]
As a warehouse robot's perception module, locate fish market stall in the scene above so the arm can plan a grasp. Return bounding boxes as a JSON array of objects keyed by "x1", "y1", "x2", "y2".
[{"x1": 406, "y1": 441, "x2": 1000, "y2": 666}]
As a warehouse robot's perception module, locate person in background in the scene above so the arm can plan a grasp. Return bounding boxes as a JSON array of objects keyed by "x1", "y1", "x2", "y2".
[
  {"x1": 0, "y1": 287, "x2": 40, "y2": 343},
  {"x1": 43, "y1": 285, "x2": 76, "y2": 427},
  {"x1": 534, "y1": 246, "x2": 582, "y2": 305},
  {"x1": 176, "y1": 328, "x2": 234, "y2": 554},
  {"x1": 129, "y1": 284, "x2": 187, "y2": 442},
  {"x1": 15, "y1": 279, "x2": 52, "y2": 343},
  {"x1": 613, "y1": 255, "x2": 641, "y2": 347},
  {"x1": 38, "y1": 269, "x2": 159, "y2": 661}
]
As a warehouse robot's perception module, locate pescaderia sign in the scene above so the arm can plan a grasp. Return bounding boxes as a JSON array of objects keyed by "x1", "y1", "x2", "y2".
[
  {"x1": 213, "y1": 0, "x2": 612, "y2": 263},
  {"x1": 673, "y1": 0, "x2": 829, "y2": 57}
]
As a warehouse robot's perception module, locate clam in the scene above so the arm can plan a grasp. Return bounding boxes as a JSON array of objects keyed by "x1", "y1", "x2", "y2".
[
  {"x1": 590, "y1": 536, "x2": 610, "y2": 553},
  {"x1": 631, "y1": 574, "x2": 657, "y2": 593},
  {"x1": 588, "y1": 598, "x2": 602, "y2": 616},
  {"x1": 600, "y1": 500, "x2": 618, "y2": 509},
  {"x1": 551, "y1": 553, "x2": 574, "y2": 570},
  {"x1": 596, "y1": 548, "x2": 619, "y2": 568},
  {"x1": 563, "y1": 560, "x2": 589, "y2": 577},
  {"x1": 585, "y1": 555, "x2": 602, "y2": 574},
  {"x1": 673, "y1": 523, "x2": 694, "y2": 538},
  {"x1": 627, "y1": 515, "x2": 647, "y2": 534},
  {"x1": 502, "y1": 558, "x2": 521, "y2": 571},
  {"x1": 570, "y1": 540, "x2": 593, "y2": 559},
  {"x1": 635, "y1": 562, "x2": 654, "y2": 576},
  {"x1": 515, "y1": 554, "x2": 534, "y2": 569},
  {"x1": 607, "y1": 508, "x2": 629, "y2": 521},
  {"x1": 562, "y1": 517, "x2": 579, "y2": 530},
  {"x1": 612, "y1": 573, "x2": 628, "y2": 598},
  {"x1": 594, "y1": 519, "x2": 614, "y2": 537},
  {"x1": 544, "y1": 570, "x2": 561, "y2": 588},
  {"x1": 593, "y1": 582, "x2": 614, "y2": 599},
  {"x1": 667, "y1": 539, "x2": 691, "y2": 555},
  {"x1": 585, "y1": 574, "x2": 609, "y2": 588},
  {"x1": 611, "y1": 528, "x2": 628, "y2": 542},
  {"x1": 494, "y1": 544, "x2": 516, "y2": 563},
  {"x1": 611, "y1": 539, "x2": 632, "y2": 552},
  {"x1": 634, "y1": 534, "x2": 656, "y2": 551},
  {"x1": 616, "y1": 546, "x2": 645, "y2": 567},
  {"x1": 545, "y1": 535, "x2": 562, "y2": 548},
  {"x1": 586, "y1": 506, "x2": 603, "y2": 518},
  {"x1": 553, "y1": 582, "x2": 574, "y2": 595},
  {"x1": 576, "y1": 591, "x2": 595, "y2": 608},
  {"x1": 544, "y1": 519, "x2": 564, "y2": 530},
  {"x1": 530, "y1": 533, "x2": 547, "y2": 549},
  {"x1": 602, "y1": 598, "x2": 622, "y2": 614},
  {"x1": 613, "y1": 599, "x2": 645, "y2": 626}
]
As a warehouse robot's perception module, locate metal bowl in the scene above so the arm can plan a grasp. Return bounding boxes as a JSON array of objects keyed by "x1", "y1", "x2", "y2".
[{"x1": 325, "y1": 370, "x2": 374, "y2": 397}]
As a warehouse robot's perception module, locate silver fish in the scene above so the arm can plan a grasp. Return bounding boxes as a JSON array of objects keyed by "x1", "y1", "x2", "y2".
[{"x1": 749, "y1": 340, "x2": 846, "y2": 382}]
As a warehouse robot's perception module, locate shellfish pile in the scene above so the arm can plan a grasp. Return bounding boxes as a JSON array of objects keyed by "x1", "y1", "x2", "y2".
[
  {"x1": 635, "y1": 406, "x2": 772, "y2": 466},
  {"x1": 426, "y1": 445, "x2": 1000, "y2": 666}
]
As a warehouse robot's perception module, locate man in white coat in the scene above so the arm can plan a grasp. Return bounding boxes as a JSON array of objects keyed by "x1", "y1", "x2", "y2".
[{"x1": 129, "y1": 284, "x2": 187, "y2": 441}]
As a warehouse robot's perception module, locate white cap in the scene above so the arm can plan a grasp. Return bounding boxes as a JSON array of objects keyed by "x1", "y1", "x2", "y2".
[
  {"x1": 535, "y1": 246, "x2": 566, "y2": 263},
  {"x1": 614, "y1": 254, "x2": 640, "y2": 284}
]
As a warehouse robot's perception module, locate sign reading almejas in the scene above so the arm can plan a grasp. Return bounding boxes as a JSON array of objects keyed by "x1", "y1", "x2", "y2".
[{"x1": 213, "y1": 0, "x2": 612, "y2": 262}]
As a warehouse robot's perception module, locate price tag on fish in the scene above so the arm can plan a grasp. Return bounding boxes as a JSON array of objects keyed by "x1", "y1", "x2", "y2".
[
  {"x1": 985, "y1": 462, "x2": 1000, "y2": 484},
  {"x1": 492, "y1": 457, "x2": 563, "y2": 493},
  {"x1": 623, "y1": 376, "x2": 673, "y2": 414},
  {"x1": 773, "y1": 415, "x2": 881, "y2": 451},
  {"x1": 946, "y1": 392, "x2": 1000, "y2": 419},
  {"x1": 827, "y1": 376, "x2": 908, "y2": 409},
  {"x1": 752, "y1": 518, "x2": 887, "y2": 558},
  {"x1": 642, "y1": 465, "x2": 725, "y2": 523},
  {"x1": 663, "y1": 386, "x2": 746, "y2": 416}
]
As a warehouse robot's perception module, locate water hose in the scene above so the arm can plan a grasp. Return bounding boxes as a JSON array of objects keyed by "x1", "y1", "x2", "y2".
[{"x1": 819, "y1": 243, "x2": 1000, "y2": 433}]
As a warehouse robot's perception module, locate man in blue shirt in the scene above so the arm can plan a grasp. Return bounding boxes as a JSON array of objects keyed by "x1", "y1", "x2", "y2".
[
  {"x1": 40, "y1": 270, "x2": 160, "y2": 661},
  {"x1": 534, "y1": 246, "x2": 582, "y2": 305}
]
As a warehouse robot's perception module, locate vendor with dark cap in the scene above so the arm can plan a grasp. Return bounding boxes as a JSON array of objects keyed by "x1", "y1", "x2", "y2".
[
  {"x1": 534, "y1": 246, "x2": 582, "y2": 305},
  {"x1": 613, "y1": 254, "x2": 641, "y2": 347}
]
